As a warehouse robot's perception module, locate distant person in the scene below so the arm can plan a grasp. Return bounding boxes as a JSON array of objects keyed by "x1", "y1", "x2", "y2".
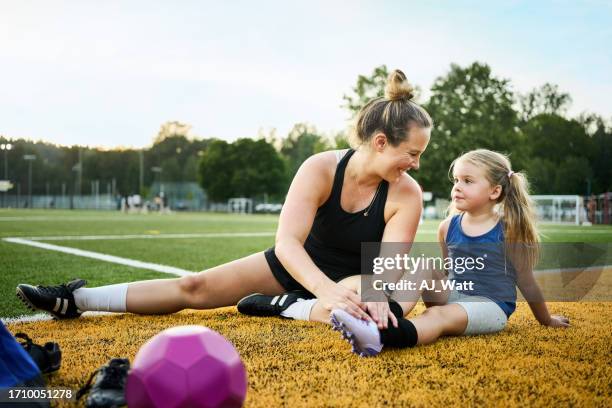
[
  {"x1": 587, "y1": 195, "x2": 597, "y2": 224},
  {"x1": 15, "y1": 70, "x2": 430, "y2": 329},
  {"x1": 161, "y1": 192, "x2": 168, "y2": 213},
  {"x1": 329, "y1": 149, "x2": 570, "y2": 357}
]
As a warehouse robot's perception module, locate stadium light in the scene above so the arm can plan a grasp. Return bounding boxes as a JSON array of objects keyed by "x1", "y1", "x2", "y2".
[
  {"x1": 1, "y1": 143, "x2": 12, "y2": 180},
  {"x1": 1, "y1": 143, "x2": 12, "y2": 208},
  {"x1": 23, "y1": 154, "x2": 36, "y2": 208}
]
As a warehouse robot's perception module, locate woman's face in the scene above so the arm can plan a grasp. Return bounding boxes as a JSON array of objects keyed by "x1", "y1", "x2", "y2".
[{"x1": 375, "y1": 127, "x2": 430, "y2": 183}]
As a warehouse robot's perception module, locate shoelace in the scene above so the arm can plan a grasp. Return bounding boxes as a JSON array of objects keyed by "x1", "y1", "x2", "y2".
[
  {"x1": 76, "y1": 359, "x2": 130, "y2": 400},
  {"x1": 36, "y1": 283, "x2": 70, "y2": 297}
]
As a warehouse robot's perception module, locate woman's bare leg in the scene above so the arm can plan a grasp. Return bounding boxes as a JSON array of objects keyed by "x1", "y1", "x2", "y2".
[{"x1": 125, "y1": 251, "x2": 285, "y2": 314}]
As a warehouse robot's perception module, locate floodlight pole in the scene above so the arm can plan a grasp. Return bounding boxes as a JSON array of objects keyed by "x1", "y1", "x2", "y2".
[
  {"x1": 1, "y1": 143, "x2": 12, "y2": 179},
  {"x1": 139, "y1": 150, "x2": 144, "y2": 196},
  {"x1": 1, "y1": 143, "x2": 13, "y2": 208},
  {"x1": 151, "y1": 166, "x2": 163, "y2": 195},
  {"x1": 23, "y1": 154, "x2": 36, "y2": 208}
]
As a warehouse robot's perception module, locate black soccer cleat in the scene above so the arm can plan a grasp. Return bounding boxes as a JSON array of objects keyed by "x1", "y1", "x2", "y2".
[
  {"x1": 237, "y1": 290, "x2": 314, "y2": 317},
  {"x1": 16, "y1": 279, "x2": 87, "y2": 319},
  {"x1": 76, "y1": 358, "x2": 130, "y2": 408},
  {"x1": 15, "y1": 332, "x2": 62, "y2": 374}
]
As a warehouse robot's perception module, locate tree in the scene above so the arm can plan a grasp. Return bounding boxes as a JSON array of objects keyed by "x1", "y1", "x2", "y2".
[
  {"x1": 522, "y1": 113, "x2": 591, "y2": 164},
  {"x1": 578, "y1": 114, "x2": 612, "y2": 193},
  {"x1": 521, "y1": 113, "x2": 595, "y2": 194},
  {"x1": 342, "y1": 65, "x2": 390, "y2": 117},
  {"x1": 553, "y1": 156, "x2": 592, "y2": 195},
  {"x1": 342, "y1": 65, "x2": 423, "y2": 117},
  {"x1": 421, "y1": 62, "x2": 522, "y2": 197},
  {"x1": 198, "y1": 140, "x2": 233, "y2": 201},
  {"x1": 519, "y1": 83, "x2": 572, "y2": 123},
  {"x1": 333, "y1": 132, "x2": 351, "y2": 149},
  {"x1": 153, "y1": 121, "x2": 192, "y2": 145},
  {"x1": 589, "y1": 120, "x2": 612, "y2": 193},
  {"x1": 230, "y1": 139, "x2": 286, "y2": 199},
  {"x1": 198, "y1": 138, "x2": 286, "y2": 202},
  {"x1": 280, "y1": 123, "x2": 331, "y2": 183}
]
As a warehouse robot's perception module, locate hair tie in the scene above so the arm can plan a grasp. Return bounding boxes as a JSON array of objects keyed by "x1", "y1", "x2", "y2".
[{"x1": 508, "y1": 171, "x2": 514, "y2": 178}]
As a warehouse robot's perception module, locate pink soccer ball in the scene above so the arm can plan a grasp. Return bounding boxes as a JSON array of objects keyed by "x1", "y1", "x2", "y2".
[{"x1": 126, "y1": 325, "x2": 247, "y2": 408}]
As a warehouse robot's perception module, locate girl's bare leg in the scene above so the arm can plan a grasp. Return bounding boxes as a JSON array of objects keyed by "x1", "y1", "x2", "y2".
[
  {"x1": 126, "y1": 251, "x2": 285, "y2": 314},
  {"x1": 393, "y1": 268, "x2": 450, "y2": 316},
  {"x1": 409, "y1": 304, "x2": 468, "y2": 345}
]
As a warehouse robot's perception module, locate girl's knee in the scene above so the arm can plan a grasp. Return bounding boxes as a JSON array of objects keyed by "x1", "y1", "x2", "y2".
[{"x1": 423, "y1": 305, "x2": 467, "y2": 332}]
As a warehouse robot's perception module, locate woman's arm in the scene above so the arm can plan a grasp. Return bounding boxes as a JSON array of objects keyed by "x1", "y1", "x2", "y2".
[
  {"x1": 274, "y1": 153, "x2": 369, "y2": 320},
  {"x1": 366, "y1": 177, "x2": 422, "y2": 328}
]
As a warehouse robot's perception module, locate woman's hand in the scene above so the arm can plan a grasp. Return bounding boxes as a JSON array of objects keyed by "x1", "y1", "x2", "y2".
[
  {"x1": 315, "y1": 281, "x2": 370, "y2": 321},
  {"x1": 546, "y1": 314, "x2": 570, "y2": 328},
  {"x1": 365, "y1": 302, "x2": 398, "y2": 329}
]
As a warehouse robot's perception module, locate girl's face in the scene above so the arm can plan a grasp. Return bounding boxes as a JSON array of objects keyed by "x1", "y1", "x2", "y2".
[
  {"x1": 374, "y1": 127, "x2": 430, "y2": 183},
  {"x1": 451, "y1": 160, "x2": 501, "y2": 212}
]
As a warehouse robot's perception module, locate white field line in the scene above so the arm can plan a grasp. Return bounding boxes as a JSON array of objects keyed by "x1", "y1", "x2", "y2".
[
  {"x1": 2, "y1": 311, "x2": 114, "y2": 325},
  {"x1": 3, "y1": 237, "x2": 195, "y2": 277},
  {"x1": 10, "y1": 232, "x2": 276, "y2": 241}
]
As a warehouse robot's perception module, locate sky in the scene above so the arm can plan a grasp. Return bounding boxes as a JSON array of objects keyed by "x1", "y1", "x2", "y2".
[{"x1": 0, "y1": 0, "x2": 610, "y2": 148}]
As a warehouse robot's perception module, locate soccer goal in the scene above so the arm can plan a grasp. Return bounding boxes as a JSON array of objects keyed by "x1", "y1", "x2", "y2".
[
  {"x1": 531, "y1": 195, "x2": 585, "y2": 225},
  {"x1": 227, "y1": 197, "x2": 253, "y2": 214}
]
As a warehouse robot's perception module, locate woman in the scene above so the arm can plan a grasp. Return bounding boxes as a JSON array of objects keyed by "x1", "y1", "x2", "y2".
[{"x1": 16, "y1": 70, "x2": 432, "y2": 329}]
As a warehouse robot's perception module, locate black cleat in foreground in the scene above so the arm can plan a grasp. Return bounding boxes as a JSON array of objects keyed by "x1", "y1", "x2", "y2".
[
  {"x1": 237, "y1": 290, "x2": 314, "y2": 317},
  {"x1": 16, "y1": 279, "x2": 87, "y2": 319},
  {"x1": 77, "y1": 358, "x2": 130, "y2": 408},
  {"x1": 15, "y1": 332, "x2": 62, "y2": 374}
]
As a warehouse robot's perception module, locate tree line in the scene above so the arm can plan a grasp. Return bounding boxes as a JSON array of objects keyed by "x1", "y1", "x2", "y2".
[{"x1": 1, "y1": 62, "x2": 609, "y2": 202}]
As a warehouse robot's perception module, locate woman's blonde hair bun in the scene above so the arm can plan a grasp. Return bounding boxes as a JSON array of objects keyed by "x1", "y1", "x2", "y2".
[{"x1": 385, "y1": 69, "x2": 415, "y2": 102}]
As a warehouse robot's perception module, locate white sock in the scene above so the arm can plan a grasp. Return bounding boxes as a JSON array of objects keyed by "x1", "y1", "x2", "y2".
[
  {"x1": 73, "y1": 283, "x2": 129, "y2": 313},
  {"x1": 280, "y1": 298, "x2": 317, "y2": 321}
]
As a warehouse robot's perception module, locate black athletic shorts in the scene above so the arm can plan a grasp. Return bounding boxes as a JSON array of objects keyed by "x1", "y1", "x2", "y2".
[{"x1": 264, "y1": 247, "x2": 358, "y2": 295}]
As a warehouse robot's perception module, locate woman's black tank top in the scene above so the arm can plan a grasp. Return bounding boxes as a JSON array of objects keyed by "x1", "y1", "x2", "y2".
[{"x1": 302, "y1": 148, "x2": 389, "y2": 280}]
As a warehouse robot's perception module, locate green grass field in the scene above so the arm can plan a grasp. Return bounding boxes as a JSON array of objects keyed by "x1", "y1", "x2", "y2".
[{"x1": 2, "y1": 209, "x2": 611, "y2": 407}]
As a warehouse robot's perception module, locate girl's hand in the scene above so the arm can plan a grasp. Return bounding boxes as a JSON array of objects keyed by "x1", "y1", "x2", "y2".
[
  {"x1": 365, "y1": 302, "x2": 398, "y2": 329},
  {"x1": 316, "y1": 281, "x2": 370, "y2": 321},
  {"x1": 547, "y1": 314, "x2": 570, "y2": 328}
]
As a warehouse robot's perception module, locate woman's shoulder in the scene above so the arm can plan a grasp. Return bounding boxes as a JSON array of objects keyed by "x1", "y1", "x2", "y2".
[
  {"x1": 292, "y1": 150, "x2": 347, "y2": 194},
  {"x1": 299, "y1": 150, "x2": 347, "y2": 175},
  {"x1": 388, "y1": 173, "x2": 422, "y2": 202},
  {"x1": 383, "y1": 173, "x2": 423, "y2": 223}
]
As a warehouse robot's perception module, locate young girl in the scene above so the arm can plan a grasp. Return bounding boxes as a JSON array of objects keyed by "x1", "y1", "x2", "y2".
[{"x1": 330, "y1": 149, "x2": 570, "y2": 357}]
